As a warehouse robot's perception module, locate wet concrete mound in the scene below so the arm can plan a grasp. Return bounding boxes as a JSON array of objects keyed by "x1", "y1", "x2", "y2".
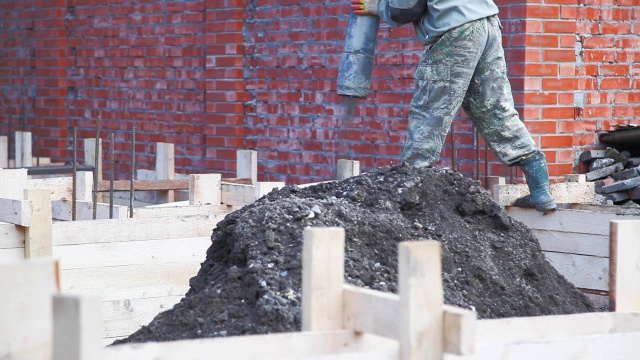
[{"x1": 115, "y1": 164, "x2": 594, "y2": 344}]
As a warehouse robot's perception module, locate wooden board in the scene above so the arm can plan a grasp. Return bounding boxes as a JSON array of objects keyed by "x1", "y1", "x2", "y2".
[
  {"x1": 609, "y1": 220, "x2": 640, "y2": 312},
  {"x1": 534, "y1": 230, "x2": 609, "y2": 257},
  {"x1": 494, "y1": 182, "x2": 595, "y2": 206},
  {"x1": 52, "y1": 200, "x2": 129, "y2": 220},
  {"x1": 475, "y1": 311, "x2": 640, "y2": 345},
  {"x1": 133, "y1": 204, "x2": 231, "y2": 219},
  {"x1": 452, "y1": 332, "x2": 640, "y2": 360},
  {"x1": 0, "y1": 168, "x2": 28, "y2": 200},
  {"x1": 544, "y1": 252, "x2": 609, "y2": 291},
  {"x1": 100, "y1": 295, "x2": 183, "y2": 339},
  {"x1": 104, "y1": 330, "x2": 399, "y2": 360},
  {"x1": 53, "y1": 237, "x2": 209, "y2": 270},
  {"x1": 97, "y1": 179, "x2": 190, "y2": 192},
  {"x1": 507, "y1": 207, "x2": 636, "y2": 236},
  {"x1": 0, "y1": 222, "x2": 25, "y2": 248},
  {"x1": 59, "y1": 262, "x2": 201, "y2": 293},
  {"x1": 0, "y1": 259, "x2": 58, "y2": 360},
  {"x1": 51, "y1": 214, "x2": 222, "y2": 245},
  {"x1": 0, "y1": 198, "x2": 32, "y2": 226}
]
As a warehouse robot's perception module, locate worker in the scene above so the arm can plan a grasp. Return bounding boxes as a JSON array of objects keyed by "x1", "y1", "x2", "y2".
[{"x1": 349, "y1": 0, "x2": 556, "y2": 212}]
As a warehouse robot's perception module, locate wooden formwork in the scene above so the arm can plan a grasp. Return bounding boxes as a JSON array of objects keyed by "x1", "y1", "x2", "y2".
[
  {"x1": 489, "y1": 174, "x2": 640, "y2": 306},
  {"x1": 3, "y1": 222, "x2": 640, "y2": 360}
]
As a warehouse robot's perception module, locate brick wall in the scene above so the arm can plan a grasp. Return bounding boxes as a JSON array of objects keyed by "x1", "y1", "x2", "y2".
[{"x1": 1, "y1": 0, "x2": 638, "y2": 183}]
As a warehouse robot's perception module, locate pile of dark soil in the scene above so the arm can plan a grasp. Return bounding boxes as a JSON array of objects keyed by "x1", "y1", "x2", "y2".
[{"x1": 115, "y1": 164, "x2": 594, "y2": 344}]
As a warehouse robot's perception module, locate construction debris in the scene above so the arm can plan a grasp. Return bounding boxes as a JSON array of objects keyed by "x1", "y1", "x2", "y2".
[
  {"x1": 579, "y1": 147, "x2": 640, "y2": 207},
  {"x1": 114, "y1": 164, "x2": 594, "y2": 345}
]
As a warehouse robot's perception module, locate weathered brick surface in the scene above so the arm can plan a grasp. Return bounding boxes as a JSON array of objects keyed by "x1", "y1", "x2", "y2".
[{"x1": 1, "y1": 0, "x2": 638, "y2": 183}]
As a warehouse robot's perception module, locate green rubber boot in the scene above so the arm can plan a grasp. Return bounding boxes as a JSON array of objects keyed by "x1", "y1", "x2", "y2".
[{"x1": 514, "y1": 151, "x2": 557, "y2": 212}]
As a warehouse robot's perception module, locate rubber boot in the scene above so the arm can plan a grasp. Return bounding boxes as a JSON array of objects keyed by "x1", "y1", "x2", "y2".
[{"x1": 514, "y1": 151, "x2": 557, "y2": 212}]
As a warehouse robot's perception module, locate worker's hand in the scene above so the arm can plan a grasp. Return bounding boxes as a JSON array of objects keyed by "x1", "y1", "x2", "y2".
[{"x1": 351, "y1": 0, "x2": 379, "y2": 16}]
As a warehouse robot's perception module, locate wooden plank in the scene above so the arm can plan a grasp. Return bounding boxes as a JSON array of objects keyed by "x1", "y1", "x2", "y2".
[
  {"x1": 189, "y1": 173, "x2": 221, "y2": 206},
  {"x1": 443, "y1": 305, "x2": 476, "y2": 356},
  {"x1": 51, "y1": 214, "x2": 222, "y2": 245},
  {"x1": 0, "y1": 247, "x2": 25, "y2": 261},
  {"x1": 255, "y1": 181, "x2": 285, "y2": 198},
  {"x1": 302, "y1": 227, "x2": 345, "y2": 331},
  {"x1": 156, "y1": 142, "x2": 175, "y2": 203},
  {"x1": 0, "y1": 259, "x2": 58, "y2": 360},
  {"x1": 59, "y1": 262, "x2": 201, "y2": 293},
  {"x1": 463, "y1": 332, "x2": 640, "y2": 360},
  {"x1": 53, "y1": 295, "x2": 102, "y2": 360},
  {"x1": 65, "y1": 283, "x2": 190, "y2": 303},
  {"x1": 104, "y1": 331, "x2": 398, "y2": 360},
  {"x1": 475, "y1": 311, "x2": 640, "y2": 345},
  {"x1": 507, "y1": 207, "x2": 628, "y2": 236},
  {"x1": 133, "y1": 204, "x2": 230, "y2": 219},
  {"x1": 398, "y1": 240, "x2": 443, "y2": 360},
  {"x1": 52, "y1": 200, "x2": 129, "y2": 220},
  {"x1": 100, "y1": 296, "x2": 183, "y2": 339},
  {"x1": 343, "y1": 284, "x2": 400, "y2": 339},
  {"x1": 494, "y1": 182, "x2": 595, "y2": 206},
  {"x1": 221, "y1": 182, "x2": 255, "y2": 206},
  {"x1": 97, "y1": 179, "x2": 190, "y2": 192},
  {"x1": 0, "y1": 135, "x2": 7, "y2": 168},
  {"x1": 0, "y1": 168, "x2": 28, "y2": 199},
  {"x1": 15, "y1": 131, "x2": 32, "y2": 168},
  {"x1": 609, "y1": 220, "x2": 640, "y2": 312},
  {"x1": 534, "y1": 230, "x2": 609, "y2": 257},
  {"x1": 486, "y1": 176, "x2": 505, "y2": 198},
  {"x1": 24, "y1": 188, "x2": 53, "y2": 258},
  {"x1": 544, "y1": 252, "x2": 609, "y2": 291},
  {"x1": 0, "y1": 222, "x2": 25, "y2": 249},
  {"x1": 567, "y1": 204, "x2": 640, "y2": 215},
  {"x1": 0, "y1": 198, "x2": 32, "y2": 226},
  {"x1": 25, "y1": 172, "x2": 93, "y2": 202},
  {"x1": 337, "y1": 159, "x2": 360, "y2": 180},
  {"x1": 53, "y1": 237, "x2": 209, "y2": 270},
  {"x1": 236, "y1": 149, "x2": 258, "y2": 184}
]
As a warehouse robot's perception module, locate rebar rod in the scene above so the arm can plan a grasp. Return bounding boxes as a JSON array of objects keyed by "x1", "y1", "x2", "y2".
[
  {"x1": 450, "y1": 122, "x2": 456, "y2": 171},
  {"x1": 92, "y1": 116, "x2": 102, "y2": 220},
  {"x1": 109, "y1": 132, "x2": 115, "y2": 219},
  {"x1": 129, "y1": 126, "x2": 136, "y2": 218},
  {"x1": 72, "y1": 127, "x2": 77, "y2": 221}
]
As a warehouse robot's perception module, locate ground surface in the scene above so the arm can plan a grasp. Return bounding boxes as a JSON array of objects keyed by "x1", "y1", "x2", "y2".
[{"x1": 115, "y1": 164, "x2": 594, "y2": 344}]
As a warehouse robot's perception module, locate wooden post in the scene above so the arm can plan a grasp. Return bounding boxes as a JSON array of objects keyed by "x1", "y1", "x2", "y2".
[
  {"x1": 609, "y1": 220, "x2": 640, "y2": 312},
  {"x1": 189, "y1": 173, "x2": 222, "y2": 206},
  {"x1": 336, "y1": 159, "x2": 360, "y2": 180},
  {"x1": 76, "y1": 171, "x2": 94, "y2": 202},
  {"x1": 255, "y1": 182, "x2": 285, "y2": 199},
  {"x1": 237, "y1": 149, "x2": 258, "y2": 184},
  {"x1": 24, "y1": 188, "x2": 53, "y2": 258},
  {"x1": 53, "y1": 295, "x2": 102, "y2": 360},
  {"x1": 399, "y1": 240, "x2": 444, "y2": 360},
  {"x1": 156, "y1": 142, "x2": 175, "y2": 203},
  {"x1": 0, "y1": 168, "x2": 28, "y2": 199},
  {"x1": 15, "y1": 131, "x2": 32, "y2": 168},
  {"x1": 302, "y1": 227, "x2": 345, "y2": 331},
  {"x1": 0, "y1": 135, "x2": 8, "y2": 168},
  {"x1": 84, "y1": 138, "x2": 102, "y2": 202},
  {"x1": 0, "y1": 259, "x2": 58, "y2": 360},
  {"x1": 486, "y1": 176, "x2": 505, "y2": 199}
]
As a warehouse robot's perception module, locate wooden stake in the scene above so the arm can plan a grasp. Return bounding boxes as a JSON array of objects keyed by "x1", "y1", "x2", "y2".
[
  {"x1": 156, "y1": 142, "x2": 175, "y2": 203},
  {"x1": 0, "y1": 259, "x2": 58, "y2": 360},
  {"x1": 609, "y1": 220, "x2": 640, "y2": 312},
  {"x1": 53, "y1": 295, "x2": 102, "y2": 360},
  {"x1": 236, "y1": 150, "x2": 257, "y2": 185},
  {"x1": 337, "y1": 159, "x2": 360, "y2": 180},
  {"x1": 302, "y1": 227, "x2": 345, "y2": 331},
  {"x1": 398, "y1": 240, "x2": 444, "y2": 360},
  {"x1": 84, "y1": 138, "x2": 103, "y2": 202},
  {"x1": 189, "y1": 174, "x2": 221, "y2": 206},
  {"x1": 15, "y1": 131, "x2": 32, "y2": 168},
  {"x1": 0, "y1": 135, "x2": 8, "y2": 168},
  {"x1": 24, "y1": 188, "x2": 53, "y2": 258}
]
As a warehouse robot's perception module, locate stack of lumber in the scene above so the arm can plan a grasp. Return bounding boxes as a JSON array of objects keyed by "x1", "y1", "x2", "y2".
[{"x1": 579, "y1": 149, "x2": 640, "y2": 206}]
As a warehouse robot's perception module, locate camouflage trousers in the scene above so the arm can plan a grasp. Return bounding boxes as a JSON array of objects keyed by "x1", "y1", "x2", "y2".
[{"x1": 401, "y1": 15, "x2": 537, "y2": 167}]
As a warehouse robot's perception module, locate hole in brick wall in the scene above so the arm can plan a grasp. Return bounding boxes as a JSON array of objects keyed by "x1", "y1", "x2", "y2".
[
  {"x1": 68, "y1": 86, "x2": 76, "y2": 99},
  {"x1": 67, "y1": 6, "x2": 76, "y2": 19}
]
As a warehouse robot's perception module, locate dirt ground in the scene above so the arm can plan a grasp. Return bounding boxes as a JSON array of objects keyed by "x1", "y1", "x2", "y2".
[{"x1": 114, "y1": 164, "x2": 594, "y2": 344}]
